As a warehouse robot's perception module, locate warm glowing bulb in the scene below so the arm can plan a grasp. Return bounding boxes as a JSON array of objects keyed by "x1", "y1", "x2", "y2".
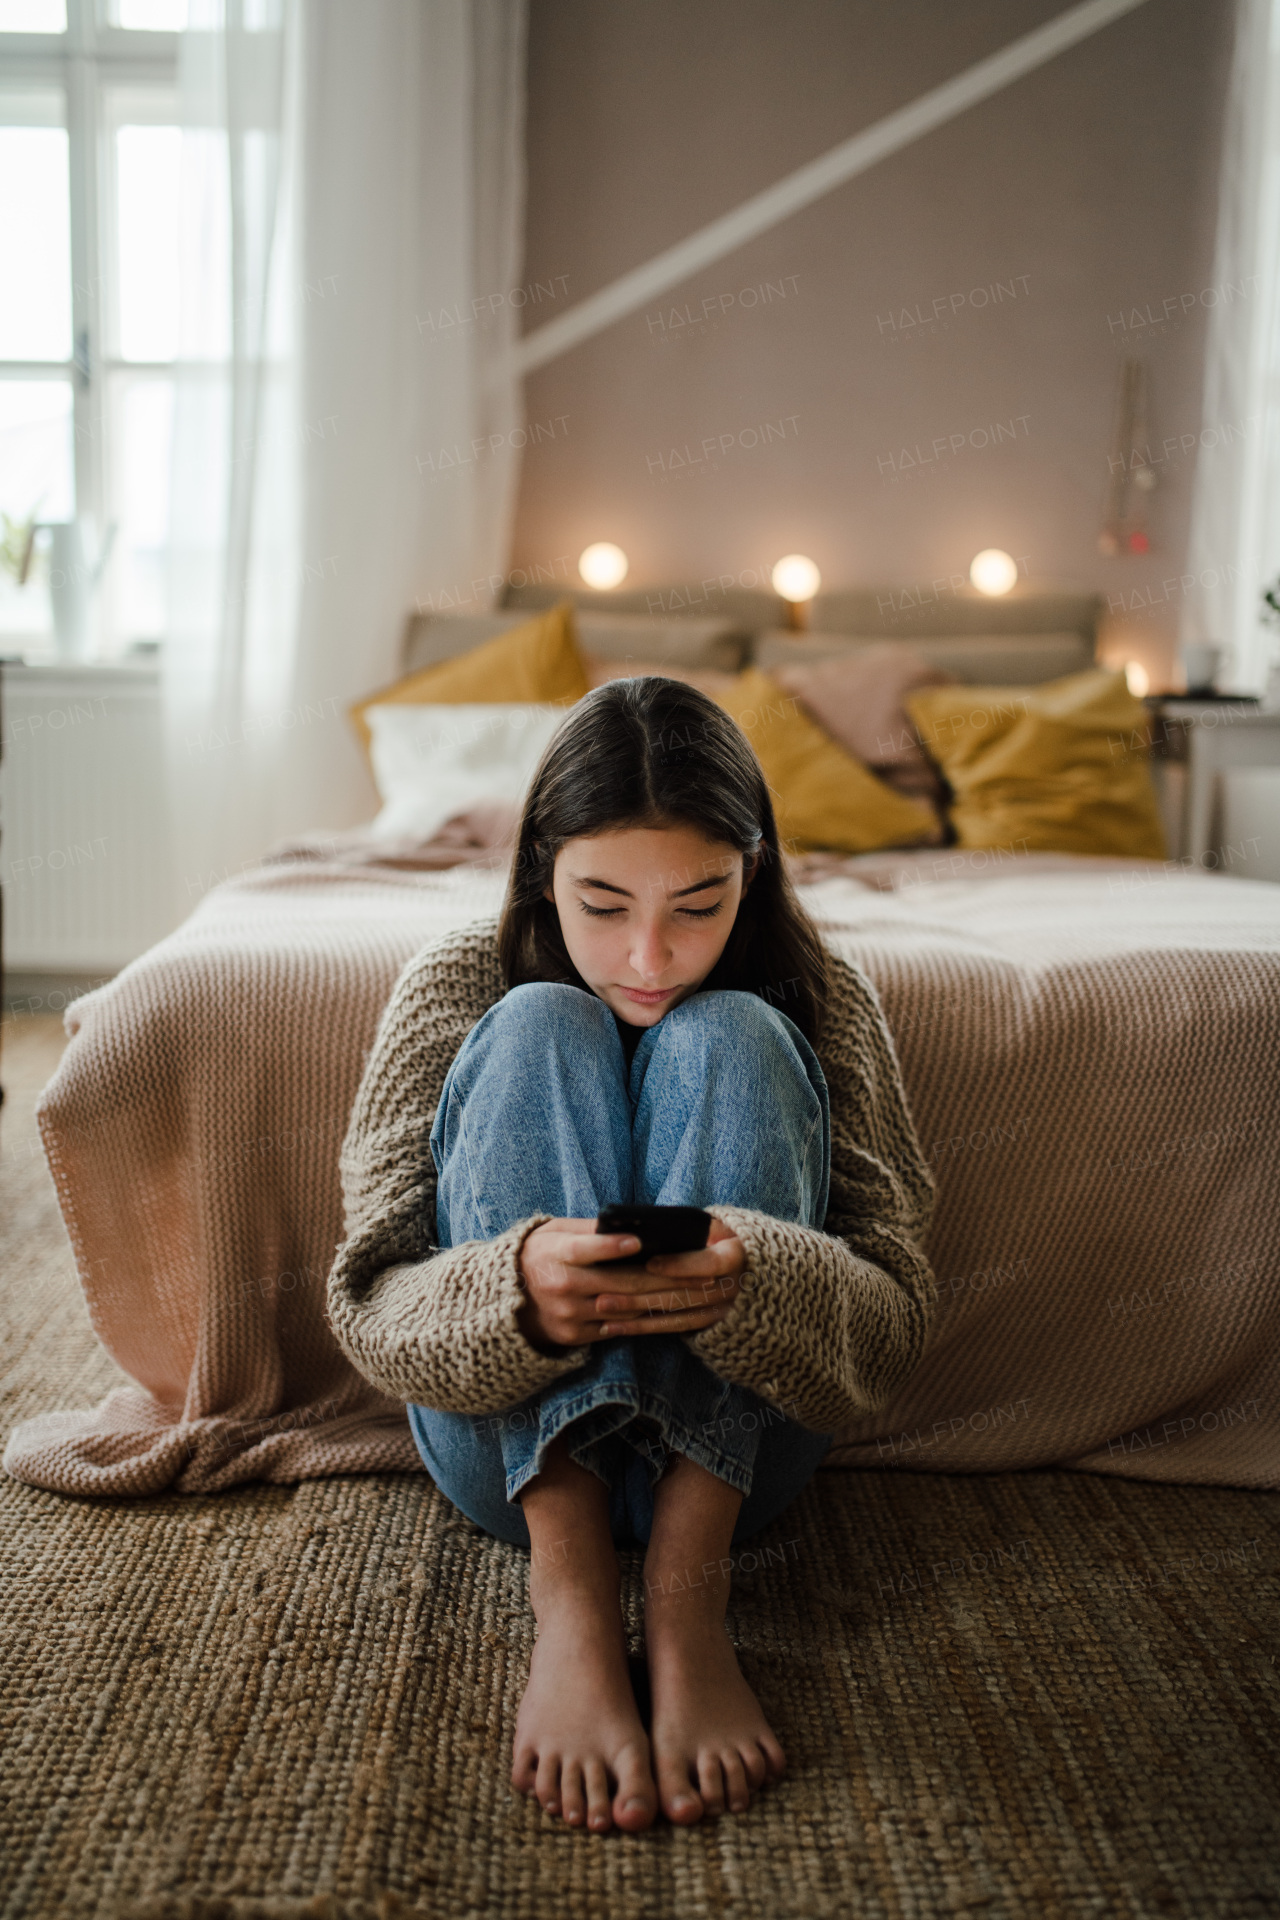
[
  {"x1": 771, "y1": 554, "x2": 821, "y2": 602},
  {"x1": 578, "y1": 542, "x2": 629, "y2": 589},
  {"x1": 969, "y1": 548, "x2": 1018, "y2": 595},
  {"x1": 1124, "y1": 660, "x2": 1150, "y2": 697}
]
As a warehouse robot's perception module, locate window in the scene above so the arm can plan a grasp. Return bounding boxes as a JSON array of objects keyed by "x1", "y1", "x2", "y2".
[{"x1": 0, "y1": 0, "x2": 188, "y2": 660}]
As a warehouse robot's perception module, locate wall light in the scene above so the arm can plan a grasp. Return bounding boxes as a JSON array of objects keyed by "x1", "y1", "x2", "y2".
[
  {"x1": 969, "y1": 548, "x2": 1018, "y2": 596},
  {"x1": 578, "y1": 542, "x2": 629, "y2": 589},
  {"x1": 771, "y1": 554, "x2": 821, "y2": 629}
]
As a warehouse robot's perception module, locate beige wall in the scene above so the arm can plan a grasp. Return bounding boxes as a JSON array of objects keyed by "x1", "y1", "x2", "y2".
[{"x1": 513, "y1": 0, "x2": 1234, "y2": 689}]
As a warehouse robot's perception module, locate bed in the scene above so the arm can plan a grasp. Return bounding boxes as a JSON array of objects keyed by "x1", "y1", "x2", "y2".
[{"x1": 6, "y1": 590, "x2": 1279, "y2": 1498}]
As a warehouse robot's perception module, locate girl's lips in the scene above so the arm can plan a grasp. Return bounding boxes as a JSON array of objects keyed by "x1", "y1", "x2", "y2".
[{"x1": 620, "y1": 986, "x2": 678, "y2": 1004}]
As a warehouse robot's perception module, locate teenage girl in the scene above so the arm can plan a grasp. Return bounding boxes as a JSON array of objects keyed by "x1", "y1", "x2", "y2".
[{"x1": 329, "y1": 676, "x2": 936, "y2": 1835}]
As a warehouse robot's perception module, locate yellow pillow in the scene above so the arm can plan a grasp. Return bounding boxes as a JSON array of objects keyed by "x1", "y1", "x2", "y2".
[
  {"x1": 348, "y1": 600, "x2": 591, "y2": 761},
  {"x1": 713, "y1": 667, "x2": 940, "y2": 853},
  {"x1": 905, "y1": 668, "x2": 1166, "y2": 859}
]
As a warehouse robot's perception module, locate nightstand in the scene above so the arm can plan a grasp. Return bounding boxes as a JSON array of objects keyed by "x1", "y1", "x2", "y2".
[{"x1": 1144, "y1": 697, "x2": 1280, "y2": 879}]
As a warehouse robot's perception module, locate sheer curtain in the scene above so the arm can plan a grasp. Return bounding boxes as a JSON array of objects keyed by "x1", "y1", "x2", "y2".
[
  {"x1": 1181, "y1": 0, "x2": 1280, "y2": 696},
  {"x1": 163, "y1": 0, "x2": 528, "y2": 905}
]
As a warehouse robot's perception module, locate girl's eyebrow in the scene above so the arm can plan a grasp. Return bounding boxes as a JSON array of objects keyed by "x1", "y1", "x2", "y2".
[{"x1": 568, "y1": 872, "x2": 732, "y2": 900}]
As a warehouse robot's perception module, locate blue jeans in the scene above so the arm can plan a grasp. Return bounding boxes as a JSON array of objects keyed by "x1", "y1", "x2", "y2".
[{"x1": 407, "y1": 982, "x2": 833, "y2": 1547}]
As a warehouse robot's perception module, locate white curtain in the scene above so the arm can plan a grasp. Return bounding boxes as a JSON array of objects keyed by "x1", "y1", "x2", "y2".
[
  {"x1": 1181, "y1": 0, "x2": 1280, "y2": 695},
  {"x1": 163, "y1": 0, "x2": 528, "y2": 906}
]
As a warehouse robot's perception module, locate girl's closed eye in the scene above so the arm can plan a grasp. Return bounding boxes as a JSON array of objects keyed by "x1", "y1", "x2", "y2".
[{"x1": 579, "y1": 901, "x2": 724, "y2": 920}]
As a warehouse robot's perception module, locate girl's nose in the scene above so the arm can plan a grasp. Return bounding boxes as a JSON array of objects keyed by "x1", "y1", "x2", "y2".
[{"x1": 629, "y1": 921, "x2": 674, "y2": 976}]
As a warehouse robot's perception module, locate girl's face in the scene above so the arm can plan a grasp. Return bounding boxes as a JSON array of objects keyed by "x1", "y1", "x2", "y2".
[{"x1": 543, "y1": 821, "x2": 757, "y2": 1028}]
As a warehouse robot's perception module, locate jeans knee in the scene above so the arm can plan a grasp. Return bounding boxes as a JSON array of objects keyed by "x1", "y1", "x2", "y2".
[
  {"x1": 667, "y1": 989, "x2": 795, "y2": 1054},
  {"x1": 657, "y1": 991, "x2": 825, "y2": 1131},
  {"x1": 491, "y1": 980, "x2": 613, "y2": 1039}
]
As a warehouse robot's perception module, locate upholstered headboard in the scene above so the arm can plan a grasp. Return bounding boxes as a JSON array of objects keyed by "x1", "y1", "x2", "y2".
[
  {"x1": 401, "y1": 585, "x2": 1102, "y2": 686},
  {"x1": 502, "y1": 580, "x2": 787, "y2": 634},
  {"x1": 753, "y1": 629, "x2": 1095, "y2": 686},
  {"x1": 809, "y1": 585, "x2": 1099, "y2": 642},
  {"x1": 787, "y1": 585, "x2": 1101, "y2": 684},
  {"x1": 401, "y1": 607, "x2": 749, "y2": 676}
]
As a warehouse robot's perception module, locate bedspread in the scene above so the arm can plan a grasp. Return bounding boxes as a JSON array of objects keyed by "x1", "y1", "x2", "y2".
[{"x1": 6, "y1": 850, "x2": 1280, "y2": 1496}]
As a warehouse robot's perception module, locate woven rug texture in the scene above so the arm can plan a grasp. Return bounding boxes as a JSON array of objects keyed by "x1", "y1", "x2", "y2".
[{"x1": 2, "y1": 1012, "x2": 1278, "y2": 1920}]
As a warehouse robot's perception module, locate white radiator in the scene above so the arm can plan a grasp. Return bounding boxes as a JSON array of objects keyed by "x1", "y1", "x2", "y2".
[
  {"x1": 1219, "y1": 769, "x2": 1280, "y2": 884},
  {"x1": 1, "y1": 663, "x2": 177, "y2": 975}
]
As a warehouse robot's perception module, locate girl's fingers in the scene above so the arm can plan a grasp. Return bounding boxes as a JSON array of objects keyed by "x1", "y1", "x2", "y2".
[
  {"x1": 589, "y1": 1252, "x2": 737, "y2": 1295},
  {"x1": 597, "y1": 1304, "x2": 734, "y2": 1339},
  {"x1": 593, "y1": 1278, "x2": 738, "y2": 1316},
  {"x1": 531, "y1": 1243, "x2": 648, "y2": 1311},
  {"x1": 643, "y1": 1238, "x2": 745, "y2": 1281},
  {"x1": 560, "y1": 1233, "x2": 643, "y2": 1267}
]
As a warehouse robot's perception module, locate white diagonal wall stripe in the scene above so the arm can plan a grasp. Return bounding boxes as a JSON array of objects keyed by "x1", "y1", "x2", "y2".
[{"x1": 513, "y1": 0, "x2": 1154, "y2": 377}]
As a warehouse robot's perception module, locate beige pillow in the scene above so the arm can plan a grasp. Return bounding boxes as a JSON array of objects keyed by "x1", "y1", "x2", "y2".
[
  {"x1": 574, "y1": 611, "x2": 747, "y2": 672},
  {"x1": 582, "y1": 654, "x2": 740, "y2": 700}
]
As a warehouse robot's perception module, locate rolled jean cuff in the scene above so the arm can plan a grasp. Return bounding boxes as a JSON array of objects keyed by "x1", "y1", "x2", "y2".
[
  {"x1": 489, "y1": 1334, "x2": 764, "y2": 1506},
  {"x1": 410, "y1": 1339, "x2": 832, "y2": 1551},
  {"x1": 505, "y1": 1368, "x2": 757, "y2": 1506}
]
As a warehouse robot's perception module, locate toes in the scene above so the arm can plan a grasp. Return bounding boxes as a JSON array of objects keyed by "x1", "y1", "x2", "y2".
[
  {"x1": 612, "y1": 1744, "x2": 658, "y2": 1832},
  {"x1": 720, "y1": 1749, "x2": 751, "y2": 1814},
  {"x1": 696, "y1": 1750, "x2": 726, "y2": 1817},
  {"x1": 655, "y1": 1750, "x2": 703, "y2": 1825},
  {"x1": 583, "y1": 1757, "x2": 614, "y2": 1833},
  {"x1": 760, "y1": 1729, "x2": 787, "y2": 1779},
  {"x1": 534, "y1": 1751, "x2": 562, "y2": 1816},
  {"x1": 560, "y1": 1760, "x2": 587, "y2": 1828},
  {"x1": 517, "y1": 1740, "x2": 658, "y2": 1832},
  {"x1": 740, "y1": 1742, "x2": 769, "y2": 1792}
]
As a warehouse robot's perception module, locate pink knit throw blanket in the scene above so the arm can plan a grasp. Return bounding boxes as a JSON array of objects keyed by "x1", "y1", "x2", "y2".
[{"x1": 7, "y1": 851, "x2": 1280, "y2": 1496}]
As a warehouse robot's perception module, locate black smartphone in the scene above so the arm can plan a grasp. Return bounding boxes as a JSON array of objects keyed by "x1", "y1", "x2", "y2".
[{"x1": 596, "y1": 1203, "x2": 713, "y2": 1259}]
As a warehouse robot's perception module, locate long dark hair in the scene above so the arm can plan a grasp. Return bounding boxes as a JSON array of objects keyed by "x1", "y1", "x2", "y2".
[{"x1": 496, "y1": 677, "x2": 831, "y2": 1048}]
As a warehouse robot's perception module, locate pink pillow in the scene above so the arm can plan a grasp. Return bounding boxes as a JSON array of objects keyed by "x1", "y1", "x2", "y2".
[{"x1": 770, "y1": 644, "x2": 955, "y2": 812}]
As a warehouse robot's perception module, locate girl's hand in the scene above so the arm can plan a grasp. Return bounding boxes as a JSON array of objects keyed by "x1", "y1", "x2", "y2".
[
  {"x1": 592, "y1": 1217, "x2": 745, "y2": 1336},
  {"x1": 516, "y1": 1217, "x2": 745, "y2": 1352}
]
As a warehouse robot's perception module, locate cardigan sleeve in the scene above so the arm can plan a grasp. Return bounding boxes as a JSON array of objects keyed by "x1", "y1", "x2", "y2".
[
  {"x1": 325, "y1": 925, "x2": 593, "y2": 1414},
  {"x1": 686, "y1": 955, "x2": 937, "y2": 1433}
]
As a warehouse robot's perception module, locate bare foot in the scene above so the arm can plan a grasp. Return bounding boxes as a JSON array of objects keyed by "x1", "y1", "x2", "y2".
[
  {"x1": 645, "y1": 1604, "x2": 786, "y2": 1823},
  {"x1": 511, "y1": 1589, "x2": 657, "y2": 1833},
  {"x1": 512, "y1": 1440, "x2": 658, "y2": 1833},
  {"x1": 641, "y1": 1452, "x2": 786, "y2": 1823}
]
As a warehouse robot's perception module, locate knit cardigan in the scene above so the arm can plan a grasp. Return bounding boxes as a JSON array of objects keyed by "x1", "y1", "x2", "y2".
[{"x1": 326, "y1": 918, "x2": 937, "y2": 1434}]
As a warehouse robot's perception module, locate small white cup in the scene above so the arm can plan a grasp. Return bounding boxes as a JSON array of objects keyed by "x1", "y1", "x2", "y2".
[{"x1": 1182, "y1": 642, "x2": 1221, "y2": 693}]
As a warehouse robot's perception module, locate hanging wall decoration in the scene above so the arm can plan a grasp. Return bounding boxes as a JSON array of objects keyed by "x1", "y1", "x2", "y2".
[{"x1": 1099, "y1": 357, "x2": 1157, "y2": 555}]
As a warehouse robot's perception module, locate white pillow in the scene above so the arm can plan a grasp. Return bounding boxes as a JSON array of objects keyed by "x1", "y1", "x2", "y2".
[{"x1": 365, "y1": 702, "x2": 567, "y2": 843}]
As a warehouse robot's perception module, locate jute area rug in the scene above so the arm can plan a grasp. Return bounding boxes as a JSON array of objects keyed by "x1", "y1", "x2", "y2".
[{"x1": 2, "y1": 1012, "x2": 1278, "y2": 1920}]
